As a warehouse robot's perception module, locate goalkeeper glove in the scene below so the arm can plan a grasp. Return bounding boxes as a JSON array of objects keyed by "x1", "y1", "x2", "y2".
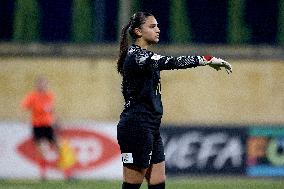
[{"x1": 200, "y1": 56, "x2": 233, "y2": 74}]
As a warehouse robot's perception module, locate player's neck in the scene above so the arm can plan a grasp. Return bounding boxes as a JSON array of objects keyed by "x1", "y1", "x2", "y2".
[
  {"x1": 37, "y1": 89, "x2": 48, "y2": 94},
  {"x1": 135, "y1": 40, "x2": 150, "y2": 50}
]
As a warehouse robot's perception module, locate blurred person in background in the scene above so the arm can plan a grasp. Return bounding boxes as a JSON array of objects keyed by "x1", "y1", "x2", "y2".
[
  {"x1": 116, "y1": 12, "x2": 232, "y2": 189},
  {"x1": 20, "y1": 76, "x2": 59, "y2": 180}
]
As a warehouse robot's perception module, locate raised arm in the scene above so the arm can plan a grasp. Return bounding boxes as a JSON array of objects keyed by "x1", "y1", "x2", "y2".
[
  {"x1": 132, "y1": 47, "x2": 232, "y2": 74},
  {"x1": 149, "y1": 53, "x2": 232, "y2": 74},
  {"x1": 149, "y1": 53, "x2": 203, "y2": 70}
]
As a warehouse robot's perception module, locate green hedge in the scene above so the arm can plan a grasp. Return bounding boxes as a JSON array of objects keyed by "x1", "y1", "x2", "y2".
[
  {"x1": 169, "y1": 0, "x2": 192, "y2": 44},
  {"x1": 227, "y1": 0, "x2": 250, "y2": 44},
  {"x1": 13, "y1": 0, "x2": 39, "y2": 42},
  {"x1": 72, "y1": 0, "x2": 93, "y2": 43},
  {"x1": 131, "y1": 0, "x2": 141, "y2": 14}
]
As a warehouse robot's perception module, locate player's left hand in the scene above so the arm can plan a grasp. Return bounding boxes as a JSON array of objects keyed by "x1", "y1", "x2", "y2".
[{"x1": 209, "y1": 57, "x2": 232, "y2": 74}]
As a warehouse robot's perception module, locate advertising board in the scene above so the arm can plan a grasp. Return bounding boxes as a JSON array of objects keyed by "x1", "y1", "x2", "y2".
[
  {"x1": 247, "y1": 127, "x2": 284, "y2": 176},
  {"x1": 0, "y1": 121, "x2": 122, "y2": 179},
  {"x1": 161, "y1": 126, "x2": 247, "y2": 175}
]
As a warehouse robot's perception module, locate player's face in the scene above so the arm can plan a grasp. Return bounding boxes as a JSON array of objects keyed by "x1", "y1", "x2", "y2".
[
  {"x1": 36, "y1": 79, "x2": 48, "y2": 92},
  {"x1": 139, "y1": 16, "x2": 160, "y2": 44}
]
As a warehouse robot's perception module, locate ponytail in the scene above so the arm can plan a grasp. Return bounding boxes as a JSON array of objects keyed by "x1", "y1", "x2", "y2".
[
  {"x1": 117, "y1": 21, "x2": 131, "y2": 75},
  {"x1": 117, "y1": 12, "x2": 153, "y2": 75}
]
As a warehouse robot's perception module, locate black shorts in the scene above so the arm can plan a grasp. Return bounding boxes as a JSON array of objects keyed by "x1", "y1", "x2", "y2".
[
  {"x1": 117, "y1": 123, "x2": 165, "y2": 168},
  {"x1": 33, "y1": 126, "x2": 56, "y2": 143}
]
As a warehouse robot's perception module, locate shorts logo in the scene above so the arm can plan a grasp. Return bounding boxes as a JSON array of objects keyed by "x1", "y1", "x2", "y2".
[
  {"x1": 122, "y1": 153, "x2": 133, "y2": 163},
  {"x1": 149, "y1": 151, "x2": 152, "y2": 164}
]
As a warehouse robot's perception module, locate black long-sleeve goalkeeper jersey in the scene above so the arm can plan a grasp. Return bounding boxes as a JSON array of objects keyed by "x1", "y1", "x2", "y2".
[{"x1": 119, "y1": 44, "x2": 205, "y2": 129}]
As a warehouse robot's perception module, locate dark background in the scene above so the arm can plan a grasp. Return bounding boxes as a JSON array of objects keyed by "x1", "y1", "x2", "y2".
[{"x1": 0, "y1": 0, "x2": 280, "y2": 44}]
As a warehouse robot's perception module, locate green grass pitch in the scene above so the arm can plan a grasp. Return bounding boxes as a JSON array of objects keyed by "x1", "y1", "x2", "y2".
[{"x1": 1, "y1": 177, "x2": 283, "y2": 189}]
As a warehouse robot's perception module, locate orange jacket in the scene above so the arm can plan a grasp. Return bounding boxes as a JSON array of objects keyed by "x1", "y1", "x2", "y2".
[{"x1": 21, "y1": 90, "x2": 55, "y2": 127}]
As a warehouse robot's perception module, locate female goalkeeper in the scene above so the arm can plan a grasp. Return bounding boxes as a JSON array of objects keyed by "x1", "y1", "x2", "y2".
[{"x1": 116, "y1": 12, "x2": 232, "y2": 189}]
